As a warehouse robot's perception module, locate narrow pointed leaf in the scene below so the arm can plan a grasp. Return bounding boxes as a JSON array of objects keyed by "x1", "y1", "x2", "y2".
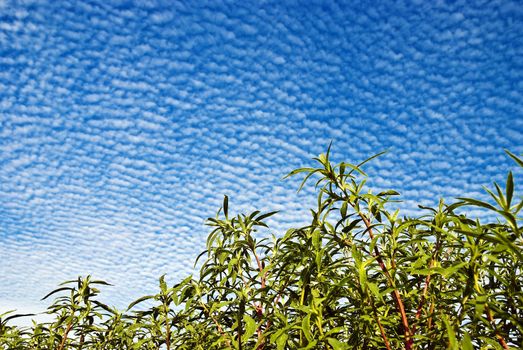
[
  {"x1": 505, "y1": 149, "x2": 523, "y2": 167},
  {"x1": 457, "y1": 197, "x2": 497, "y2": 211},
  {"x1": 127, "y1": 295, "x2": 155, "y2": 310},
  {"x1": 506, "y1": 171, "x2": 514, "y2": 207},
  {"x1": 223, "y1": 195, "x2": 229, "y2": 219},
  {"x1": 41, "y1": 287, "x2": 73, "y2": 300}
]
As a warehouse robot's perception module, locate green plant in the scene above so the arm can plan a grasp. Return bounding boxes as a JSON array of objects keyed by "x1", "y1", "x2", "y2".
[
  {"x1": 1, "y1": 148, "x2": 521, "y2": 349},
  {"x1": 39, "y1": 276, "x2": 113, "y2": 349}
]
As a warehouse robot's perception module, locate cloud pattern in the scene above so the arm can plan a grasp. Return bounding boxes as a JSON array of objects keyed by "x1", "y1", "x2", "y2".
[{"x1": 1, "y1": 0, "x2": 522, "y2": 313}]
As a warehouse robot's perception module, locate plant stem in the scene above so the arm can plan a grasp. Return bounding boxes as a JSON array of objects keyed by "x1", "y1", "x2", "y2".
[
  {"x1": 373, "y1": 309, "x2": 392, "y2": 350},
  {"x1": 79, "y1": 334, "x2": 84, "y2": 350},
  {"x1": 485, "y1": 305, "x2": 510, "y2": 350},
  {"x1": 413, "y1": 233, "x2": 442, "y2": 337},
  {"x1": 165, "y1": 319, "x2": 170, "y2": 350},
  {"x1": 200, "y1": 302, "x2": 232, "y2": 349},
  {"x1": 57, "y1": 322, "x2": 72, "y2": 350},
  {"x1": 252, "y1": 247, "x2": 267, "y2": 349},
  {"x1": 263, "y1": 281, "x2": 288, "y2": 332},
  {"x1": 412, "y1": 226, "x2": 441, "y2": 335},
  {"x1": 358, "y1": 212, "x2": 412, "y2": 349}
]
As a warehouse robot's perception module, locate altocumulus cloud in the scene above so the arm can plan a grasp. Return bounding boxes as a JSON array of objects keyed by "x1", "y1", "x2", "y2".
[{"x1": 0, "y1": 0, "x2": 522, "y2": 314}]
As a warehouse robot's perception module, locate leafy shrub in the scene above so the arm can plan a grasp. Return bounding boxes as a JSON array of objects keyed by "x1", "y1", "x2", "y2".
[{"x1": 1, "y1": 148, "x2": 522, "y2": 349}]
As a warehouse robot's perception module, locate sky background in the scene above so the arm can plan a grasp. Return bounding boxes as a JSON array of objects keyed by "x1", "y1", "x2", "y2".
[{"x1": 1, "y1": 0, "x2": 522, "y2": 318}]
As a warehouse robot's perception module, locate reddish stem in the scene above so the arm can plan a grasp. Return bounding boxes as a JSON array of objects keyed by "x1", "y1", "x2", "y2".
[
  {"x1": 252, "y1": 249, "x2": 268, "y2": 349},
  {"x1": 57, "y1": 322, "x2": 72, "y2": 350},
  {"x1": 359, "y1": 212, "x2": 412, "y2": 349},
  {"x1": 486, "y1": 305, "x2": 510, "y2": 350},
  {"x1": 370, "y1": 294, "x2": 392, "y2": 350}
]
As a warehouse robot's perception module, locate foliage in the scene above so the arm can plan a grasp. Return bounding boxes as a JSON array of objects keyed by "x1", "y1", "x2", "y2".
[{"x1": 1, "y1": 148, "x2": 522, "y2": 349}]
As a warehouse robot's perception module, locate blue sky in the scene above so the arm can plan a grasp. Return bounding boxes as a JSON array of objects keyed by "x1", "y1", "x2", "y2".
[{"x1": 1, "y1": 0, "x2": 522, "y2": 316}]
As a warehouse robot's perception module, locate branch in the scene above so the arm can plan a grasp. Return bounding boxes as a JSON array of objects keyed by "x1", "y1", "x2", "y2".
[
  {"x1": 57, "y1": 322, "x2": 73, "y2": 350},
  {"x1": 252, "y1": 247, "x2": 268, "y2": 349},
  {"x1": 357, "y1": 211, "x2": 412, "y2": 349},
  {"x1": 485, "y1": 305, "x2": 510, "y2": 350},
  {"x1": 200, "y1": 302, "x2": 232, "y2": 349},
  {"x1": 413, "y1": 233, "x2": 442, "y2": 336},
  {"x1": 370, "y1": 291, "x2": 392, "y2": 350}
]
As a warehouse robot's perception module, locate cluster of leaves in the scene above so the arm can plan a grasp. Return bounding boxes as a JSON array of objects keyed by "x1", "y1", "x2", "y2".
[{"x1": 1, "y1": 148, "x2": 522, "y2": 349}]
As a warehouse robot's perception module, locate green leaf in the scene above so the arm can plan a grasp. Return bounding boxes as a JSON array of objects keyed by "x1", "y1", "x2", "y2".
[
  {"x1": 3, "y1": 313, "x2": 35, "y2": 324},
  {"x1": 41, "y1": 287, "x2": 73, "y2": 300},
  {"x1": 242, "y1": 314, "x2": 256, "y2": 343},
  {"x1": 442, "y1": 314, "x2": 458, "y2": 349},
  {"x1": 480, "y1": 337, "x2": 504, "y2": 349},
  {"x1": 367, "y1": 282, "x2": 381, "y2": 300},
  {"x1": 342, "y1": 219, "x2": 362, "y2": 233},
  {"x1": 358, "y1": 262, "x2": 367, "y2": 287},
  {"x1": 127, "y1": 295, "x2": 155, "y2": 310},
  {"x1": 223, "y1": 195, "x2": 229, "y2": 219},
  {"x1": 326, "y1": 338, "x2": 348, "y2": 350},
  {"x1": 514, "y1": 200, "x2": 523, "y2": 216},
  {"x1": 312, "y1": 229, "x2": 321, "y2": 250},
  {"x1": 59, "y1": 279, "x2": 79, "y2": 285},
  {"x1": 340, "y1": 201, "x2": 347, "y2": 218},
  {"x1": 255, "y1": 211, "x2": 279, "y2": 222},
  {"x1": 351, "y1": 150, "x2": 388, "y2": 175},
  {"x1": 271, "y1": 328, "x2": 289, "y2": 350},
  {"x1": 321, "y1": 141, "x2": 333, "y2": 166},
  {"x1": 90, "y1": 280, "x2": 112, "y2": 286},
  {"x1": 286, "y1": 167, "x2": 324, "y2": 193},
  {"x1": 494, "y1": 182, "x2": 507, "y2": 209},
  {"x1": 301, "y1": 340, "x2": 318, "y2": 349},
  {"x1": 277, "y1": 333, "x2": 289, "y2": 350},
  {"x1": 92, "y1": 300, "x2": 114, "y2": 314},
  {"x1": 315, "y1": 249, "x2": 324, "y2": 271},
  {"x1": 339, "y1": 162, "x2": 367, "y2": 177},
  {"x1": 159, "y1": 274, "x2": 167, "y2": 293},
  {"x1": 505, "y1": 149, "x2": 523, "y2": 167},
  {"x1": 461, "y1": 332, "x2": 473, "y2": 350},
  {"x1": 377, "y1": 190, "x2": 400, "y2": 196},
  {"x1": 302, "y1": 313, "x2": 313, "y2": 342},
  {"x1": 283, "y1": 167, "x2": 316, "y2": 179},
  {"x1": 441, "y1": 262, "x2": 468, "y2": 278},
  {"x1": 339, "y1": 162, "x2": 345, "y2": 175},
  {"x1": 506, "y1": 171, "x2": 514, "y2": 207},
  {"x1": 457, "y1": 197, "x2": 497, "y2": 211},
  {"x1": 296, "y1": 169, "x2": 321, "y2": 193}
]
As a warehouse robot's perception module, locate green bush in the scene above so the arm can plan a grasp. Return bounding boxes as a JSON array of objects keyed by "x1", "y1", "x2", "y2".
[{"x1": 2, "y1": 148, "x2": 522, "y2": 349}]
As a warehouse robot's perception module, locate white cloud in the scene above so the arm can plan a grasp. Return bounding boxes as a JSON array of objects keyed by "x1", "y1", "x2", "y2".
[{"x1": 0, "y1": 0, "x2": 521, "y2": 313}]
